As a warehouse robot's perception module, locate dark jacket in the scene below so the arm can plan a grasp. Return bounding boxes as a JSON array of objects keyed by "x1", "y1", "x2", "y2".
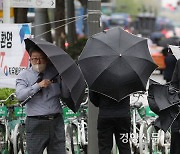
[
  {"x1": 164, "y1": 54, "x2": 177, "y2": 82},
  {"x1": 171, "y1": 59, "x2": 180, "y2": 132},
  {"x1": 89, "y1": 91, "x2": 130, "y2": 118}
]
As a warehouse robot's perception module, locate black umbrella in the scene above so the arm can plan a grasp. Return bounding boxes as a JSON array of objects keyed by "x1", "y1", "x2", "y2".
[
  {"x1": 78, "y1": 27, "x2": 157, "y2": 101},
  {"x1": 158, "y1": 36, "x2": 180, "y2": 48},
  {"x1": 148, "y1": 79, "x2": 180, "y2": 132},
  {"x1": 148, "y1": 79, "x2": 180, "y2": 112},
  {"x1": 24, "y1": 38, "x2": 86, "y2": 112}
]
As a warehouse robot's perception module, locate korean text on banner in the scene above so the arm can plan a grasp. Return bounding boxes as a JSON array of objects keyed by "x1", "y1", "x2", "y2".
[{"x1": 0, "y1": 23, "x2": 31, "y2": 88}]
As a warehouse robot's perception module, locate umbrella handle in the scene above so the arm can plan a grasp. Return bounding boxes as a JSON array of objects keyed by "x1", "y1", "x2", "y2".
[
  {"x1": 50, "y1": 73, "x2": 59, "y2": 82},
  {"x1": 20, "y1": 73, "x2": 59, "y2": 106}
]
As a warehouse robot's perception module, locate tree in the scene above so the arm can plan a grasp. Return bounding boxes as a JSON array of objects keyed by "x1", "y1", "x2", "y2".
[
  {"x1": 14, "y1": 8, "x2": 28, "y2": 23},
  {"x1": 34, "y1": 8, "x2": 52, "y2": 42},
  {"x1": 54, "y1": 0, "x2": 65, "y2": 50},
  {"x1": 115, "y1": 0, "x2": 141, "y2": 16},
  {"x1": 79, "y1": 0, "x2": 88, "y2": 8},
  {"x1": 66, "y1": 0, "x2": 77, "y2": 45}
]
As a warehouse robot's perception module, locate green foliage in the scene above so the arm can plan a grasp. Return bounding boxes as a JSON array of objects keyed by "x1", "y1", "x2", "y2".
[
  {"x1": 115, "y1": 0, "x2": 141, "y2": 16},
  {"x1": 66, "y1": 37, "x2": 88, "y2": 60},
  {"x1": 0, "y1": 88, "x2": 18, "y2": 106}
]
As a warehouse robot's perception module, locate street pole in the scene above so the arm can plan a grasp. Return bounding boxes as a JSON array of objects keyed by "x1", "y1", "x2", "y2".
[
  {"x1": 3, "y1": 0, "x2": 10, "y2": 23},
  {"x1": 87, "y1": 0, "x2": 101, "y2": 153}
]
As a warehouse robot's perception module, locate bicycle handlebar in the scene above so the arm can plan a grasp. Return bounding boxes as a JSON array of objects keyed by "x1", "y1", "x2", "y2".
[{"x1": 132, "y1": 91, "x2": 147, "y2": 96}]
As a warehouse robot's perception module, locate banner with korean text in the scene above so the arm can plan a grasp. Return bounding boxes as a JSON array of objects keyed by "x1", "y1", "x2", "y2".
[{"x1": 0, "y1": 23, "x2": 31, "y2": 88}]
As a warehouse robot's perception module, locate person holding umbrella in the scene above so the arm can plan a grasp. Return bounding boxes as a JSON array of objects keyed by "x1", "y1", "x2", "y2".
[
  {"x1": 16, "y1": 45, "x2": 71, "y2": 154},
  {"x1": 162, "y1": 48, "x2": 177, "y2": 83},
  {"x1": 89, "y1": 91, "x2": 131, "y2": 154},
  {"x1": 170, "y1": 59, "x2": 180, "y2": 154},
  {"x1": 78, "y1": 27, "x2": 157, "y2": 154}
]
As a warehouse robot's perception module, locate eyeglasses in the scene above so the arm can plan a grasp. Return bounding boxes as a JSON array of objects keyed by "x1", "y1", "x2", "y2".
[{"x1": 30, "y1": 57, "x2": 47, "y2": 63}]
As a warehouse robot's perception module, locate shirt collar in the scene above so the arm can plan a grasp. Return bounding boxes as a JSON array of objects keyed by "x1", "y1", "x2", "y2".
[
  {"x1": 29, "y1": 65, "x2": 51, "y2": 77},
  {"x1": 30, "y1": 66, "x2": 42, "y2": 77}
]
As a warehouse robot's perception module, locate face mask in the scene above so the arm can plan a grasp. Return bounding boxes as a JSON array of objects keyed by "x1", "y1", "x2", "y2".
[{"x1": 32, "y1": 64, "x2": 47, "y2": 73}]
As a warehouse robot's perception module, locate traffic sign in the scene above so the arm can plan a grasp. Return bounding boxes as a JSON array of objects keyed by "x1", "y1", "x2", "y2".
[{"x1": 10, "y1": 0, "x2": 56, "y2": 8}]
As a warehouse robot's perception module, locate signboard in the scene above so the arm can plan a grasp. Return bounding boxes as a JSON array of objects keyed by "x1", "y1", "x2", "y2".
[
  {"x1": 10, "y1": 0, "x2": 56, "y2": 8},
  {"x1": 0, "y1": 8, "x2": 14, "y2": 23},
  {"x1": 0, "y1": 23, "x2": 31, "y2": 88}
]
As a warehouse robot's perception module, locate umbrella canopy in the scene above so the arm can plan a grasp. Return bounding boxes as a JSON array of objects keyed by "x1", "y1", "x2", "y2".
[
  {"x1": 148, "y1": 79, "x2": 180, "y2": 112},
  {"x1": 148, "y1": 79, "x2": 180, "y2": 132},
  {"x1": 169, "y1": 45, "x2": 180, "y2": 60},
  {"x1": 24, "y1": 38, "x2": 86, "y2": 112},
  {"x1": 153, "y1": 106, "x2": 180, "y2": 132},
  {"x1": 78, "y1": 27, "x2": 157, "y2": 101},
  {"x1": 158, "y1": 37, "x2": 180, "y2": 48}
]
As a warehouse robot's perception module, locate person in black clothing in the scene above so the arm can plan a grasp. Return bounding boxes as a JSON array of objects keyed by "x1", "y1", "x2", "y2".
[
  {"x1": 170, "y1": 59, "x2": 180, "y2": 154},
  {"x1": 163, "y1": 48, "x2": 177, "y2": 83},
  {"x1": 89, "y1": 91, "x2": 131, "y2": 154}
]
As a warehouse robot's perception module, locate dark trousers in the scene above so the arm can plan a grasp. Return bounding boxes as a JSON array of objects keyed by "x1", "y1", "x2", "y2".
[
  {"x1": 170, "y1": 131, "x2": 180, "y2": 154},
  {"x1": 25, "y1": 114, "x2": 65, "y2": 154},
  {"x1": 97, "y1": 117, "x2": 131, "y2": 154}
]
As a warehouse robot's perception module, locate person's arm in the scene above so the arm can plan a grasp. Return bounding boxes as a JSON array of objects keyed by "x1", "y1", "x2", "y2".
[
  {"x1": 171, "y1": 60, "x2": 180, "y2": 89},
  {"x1": 16, "y1": 72, "x2": 41, "y2": 102},
  {"x1": 89, "y1": 90, "x2": 100, "y2": 107}
]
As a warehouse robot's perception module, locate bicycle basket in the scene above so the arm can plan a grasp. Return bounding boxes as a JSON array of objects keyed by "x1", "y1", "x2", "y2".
[
  {"x1": 137, "y1": 106, "x2": 146, "y2": 118},
  {"x1": 0, "y1": 106, "x2": 8, "y2": 117},
  {"x1": 14, "y1": 107, "x2": 26, "y2": 117},
  {"x1": 145, "y1": 106, "x2": 157, "y2": 117},
  {"x1": 63, "y1": 107, "x2": 80, "y2": 119}
]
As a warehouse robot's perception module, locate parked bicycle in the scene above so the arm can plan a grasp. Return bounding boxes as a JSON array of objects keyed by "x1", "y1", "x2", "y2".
[
  {"x1": 64, "y1": 89, "x2": 88, "y2": 154},
  {"x1": 0, "y1": 93, "x2": 27, "y2": 154},
  {"x1": 130, "y1": 92, "x2": 147, "y2": 154},
  {"x1": 12, "y1": 104, "x2": 27, "y2": 154},
  {"x1": 0, "y1": 93, "x2": 15, "y2": 153},
  {"x1": 129, "y1": 92, "x2": 158, "y2": 154}
]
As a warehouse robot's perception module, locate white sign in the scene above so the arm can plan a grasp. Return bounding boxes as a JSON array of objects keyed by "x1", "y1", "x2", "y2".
[
  {"x1": 0, "y1": 23, "x2": 31, "y2": 88},
  {"x1": 10, "y1": 0, "x2": 55, "y2": 8}
]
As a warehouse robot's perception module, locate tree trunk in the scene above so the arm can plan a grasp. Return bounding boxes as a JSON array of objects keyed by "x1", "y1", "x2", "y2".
[
  {"x1": 78, "y1": 0, "x2": 88, "y2": 36},
  {"x1": 66, "y1": 0, "x2": 77, "y2": 45},
  {"x1": 14, "y1": 8, "x2": 28, "y2": 23},
  {"x1": 34, "y1": 9, "x2": 52, "y2": 42},
  {"x1": 54, "y1": 0, "x2": 65, "y2": 50},
  {"x1": 79, "y1": 0, "x2": 88, "y2": 8}
]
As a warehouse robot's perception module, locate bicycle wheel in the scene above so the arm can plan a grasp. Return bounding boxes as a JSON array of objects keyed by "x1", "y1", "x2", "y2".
[
  {"x1": 65, "y1": 124, "x2": 73, "y2": 154},
  {"x1": 130, "y1": 123, "x2": 139, "y2": 154},
  {"x1": 80, "y1": 120, "x2": 88, "y2": 154},
  {"x1": 13, "y1": 123, "x2": 27, "y2": 154},
  {"x1": 71, "y1": 124, "x2": 81, "y2": 154},
  {"x1": 148, "y1": 125, "x2": 164, "y2": 154},
  {"x1": 0, "y1": 123, "x2": 6, "y2": 152},
  {"x1": 139, "y1": 122, "x2": 149, "y2": 154},
  {"x1": 158, "y1": 130, "x2": 171, "y2": 154}
]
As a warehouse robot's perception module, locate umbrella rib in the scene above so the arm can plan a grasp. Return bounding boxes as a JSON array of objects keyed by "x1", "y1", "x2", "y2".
[
  {"x1": 92, "y1": 37, "x2": 150, "y2": 62},
  {"x1": 122, "y1": 39, "x2": 149, "y2": 57},
  {"x1": 122, "y1": 57, "x2": 146, "y2": 88},
  {"x1": 89, "y1": 56, "x2": 120, "y2": 83},
  {"x1": 123, "y1": 55, "x2": 156, "y2": 66},
  {"x1": 78, "y1": 55, "x2": 118, "y2": 62},
  {"x1": 93, "y1": 37, "x2": 119, "y2": 55},
  {"x1": 90, "y1": 89, "x2": 119, "y2": 101}
]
